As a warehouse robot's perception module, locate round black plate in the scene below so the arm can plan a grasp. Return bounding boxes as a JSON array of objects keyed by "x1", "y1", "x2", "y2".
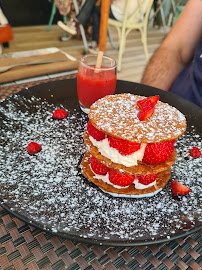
[{"x1": 0, "y1": 79, "x2": 201, "y2": 246}]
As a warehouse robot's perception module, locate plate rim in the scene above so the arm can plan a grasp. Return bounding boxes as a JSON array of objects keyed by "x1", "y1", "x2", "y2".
[{"x1": 1, "y1": 203, "x2": 201, "y2": 246}]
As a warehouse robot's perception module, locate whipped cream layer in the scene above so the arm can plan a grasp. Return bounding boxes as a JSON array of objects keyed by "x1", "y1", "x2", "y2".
[
  {"x1": 93, "y1": 170, "x2": 159, "y2": 198},
  {"x1": 91, "y1": 166, "x2": 156, "y2": 190},
  {"x1": 89, "y1": 135, "x2": 147, "y2": 167}
]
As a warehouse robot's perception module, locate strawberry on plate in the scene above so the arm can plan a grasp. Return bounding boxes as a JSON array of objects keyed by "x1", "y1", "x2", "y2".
[
  {"x1": 27, "y1": 142, "x2": 42, "y2": 155},
  {"x1": 190, "y1": 147, "x2": 201, "y2": 158},
  {"x1": 87, "y1": 121, "x2": 106, "y2": 141},
  {"x1": 142, "y1": 140, "x2": 175, "y2": 164},
  {"x1": 171, "y1": 180, "x2": 190, "y2": 195},
  {"x1": 53, "y1": 109, "x2": 68, "y2": 119},
  {"x1": 91, "y1": 156, "x2": 109, "y2": 175},
  {"x1": 108, "y1": 136, "x2": 141, "y2": 156},
  {"x1": 137, "y1": 95, "x2": 159, "y2": 109},
  {"x1": 137, "y1": 174, "x2": 157, "y2": 185},
  {"x1": 108, "y1": 169, "x2": 135, "y2": 187}
]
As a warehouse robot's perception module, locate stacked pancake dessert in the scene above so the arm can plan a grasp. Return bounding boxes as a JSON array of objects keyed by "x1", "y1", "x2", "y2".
[{"x1": 82, "y1": 93, "x2": 186, "y2": 198}]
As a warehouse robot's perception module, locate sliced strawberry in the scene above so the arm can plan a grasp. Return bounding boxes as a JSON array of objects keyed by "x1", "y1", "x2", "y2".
[
  {"x1": 53, "y1": 109, "x2": 68, "y2": 119},
  {"x1": 142, "y1": 140, "x2": 175, "y2": 164},
  {"x1": 87, "y1": 121, "x2": 106, "y2": 141},
  {"x1": 27, "y1": 142, "x2": 42, "y2": 155},
  {"x1": 138, "y1": 105, "x2": 154, "y2": 121},
  {"x1": 108, "y1": 169, "x2": 135, "y2": 187},
  {"x1": 137, "y1": 99, "x2": 152, "y2": 109},
  {"x1": 171, "y1": 180, "x2": 190, "y2": 195},
  {"x1": 90, "y1": 156, "x2": 109, "y2": 175},
  {"x1": 137, "y1": 174, "x2": 157, "y2": 185},
  {"x1": 147, "y1": 95, "x2": 160, "y2": 106},
  {"x1": 190, "y1": 147, "x2": 201, "y2": 158},
  {"x1": 137, "y1": 95, "x2": 159, "y2": 109},
  {"x1": 108, "y1": 136, "x2": 141, "y2": 156}
]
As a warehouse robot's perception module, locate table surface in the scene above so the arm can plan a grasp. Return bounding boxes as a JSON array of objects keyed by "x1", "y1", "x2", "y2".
[{"x1": 0, "y1": 73, "x2": 201, "y2": 270}]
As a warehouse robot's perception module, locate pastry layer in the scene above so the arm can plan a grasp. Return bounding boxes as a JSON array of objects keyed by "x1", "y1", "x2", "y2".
[{"x1": 89, "y1": 93, "x2": 186, "y2": 143}]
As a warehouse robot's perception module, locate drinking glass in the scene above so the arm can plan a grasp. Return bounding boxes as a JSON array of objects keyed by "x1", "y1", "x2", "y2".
[{"x1": 77, "y1": 54, "x2": 117, "y2": 113}]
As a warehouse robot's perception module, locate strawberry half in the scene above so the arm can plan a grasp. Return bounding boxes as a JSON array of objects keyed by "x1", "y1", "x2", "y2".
[
  {"x1": 137, "y1": 95, "x2": 159, "y2": 109},
  {"x1": 142, "y1": 140, "x2": 175, "y2": 164},
  {"x1": 27, "y1": 142, "x2": 42, "y2": 155},
  {"x1": 137, "y1": 174, "x2": 157, "y2": 185},
  {"x1": 147, "y1": 95, "x2": 160, "y2": 106},
  {"x1": 87, "y1": 121, "x2": 106, "y2": 141},
  {"x1": 190, "y1": 147, "x2": 201, "y2": 158},
  {"x1": 137, "y1": 98, "x2": 152, "y2": 109},
  {"x1": 171, "y1": 180, "x2": 190, "y2": 195},
  {"x1": 108, "y1": 136, "x2": 141, "y2": 156},
  {"x1": 90, "y1": 156, "x2": 109, "y2": 175},
  {"x1": 138, "y1": 105, "x2": 154, "y2": 121},
  {"x1": 53, "y1": 109, "x2": 68, "y2": 119},
  {"x1": 109, "y1": 169, "x2": 135, "y2": 187}
]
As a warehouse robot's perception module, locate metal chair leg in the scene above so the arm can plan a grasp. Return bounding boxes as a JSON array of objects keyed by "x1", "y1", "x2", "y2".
[
  {"x1": 47, "y1": 2, "x2": 56, "y2": 31},
  {"x1": 63, "y1": 15, "x2": 67, "y2": 38}
]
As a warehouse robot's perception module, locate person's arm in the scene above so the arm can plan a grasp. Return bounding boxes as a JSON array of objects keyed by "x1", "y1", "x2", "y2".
[{"x1": 141, "y1": 0, "x2": 202, "y2": 91}]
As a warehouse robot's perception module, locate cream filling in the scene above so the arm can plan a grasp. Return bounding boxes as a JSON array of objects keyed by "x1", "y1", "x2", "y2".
[
  {"x1": 133, "y1": 179, "x2": 156, "y2": 190},
  {"x1": 93, "y1": 171, "x2": 126, "y2": 189},
  {"x1": 89, "y1": 136, "x2": 147, "y2": 167},
  {"x1": 92, "y1": 166, "x2": 156, "y2": 190}
]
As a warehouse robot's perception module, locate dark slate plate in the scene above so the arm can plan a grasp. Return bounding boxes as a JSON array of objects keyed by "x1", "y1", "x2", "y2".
[{"x1": 0, "y1": 79, "x2": 201, "y2": 246}]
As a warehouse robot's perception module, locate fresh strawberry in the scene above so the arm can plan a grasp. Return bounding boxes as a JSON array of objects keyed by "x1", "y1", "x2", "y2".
[
  {"x1": 190, "y1": 147, "x2": 201, "y2": 158},
  {"x1": 53, "y1": 109, "x2": 68, "y2": 119},
  {"x1": 87, "y1": 121, "x2": 106, "y2": 141},
  {"x1": 138, "y1": 105, "x2": 154, "y2": 121},
  {"x1": 137, "y1": 95, "x2": 159, "y2": 109},
  {"x1": 137, "y1": 174, "x2": 157, "y2": 185},
  {"x1": 142, "y1": 140, "x2": 175, "y2": 164},
  {"x1": 108, "y1": 169, "x2": 135, "y2": 187},
  {"x1": 27, "y1": 142, "x2": 42, "y2": 155},
  {"x1": 90, "y1": 156, "x2": 109, "y2": 175},
  {"x1": 108, "y1": 136, "x2": 141, "y2": 155},
  {"x1": 171, "y1": 180, "x2": 190, "y2": 195},
  {"x1": 137, "y1": 99, "x2": 152, "y2": 109},
  {"x1": 147, "y1": 95, "x2": 160, "y2": 106}
]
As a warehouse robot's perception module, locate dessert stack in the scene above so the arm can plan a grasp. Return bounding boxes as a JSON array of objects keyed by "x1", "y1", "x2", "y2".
[{"x1": 81, "y1": 93, "x2": 186, "y2": 198}]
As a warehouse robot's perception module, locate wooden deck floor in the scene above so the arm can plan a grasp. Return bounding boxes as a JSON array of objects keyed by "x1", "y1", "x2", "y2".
[{"x1": 1, "y1": 24, "x2": 167, "y2": 83}]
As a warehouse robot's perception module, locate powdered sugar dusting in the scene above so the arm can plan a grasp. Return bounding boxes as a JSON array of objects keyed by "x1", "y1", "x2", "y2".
[
  {"x1": 0, "y1": 93, "x2": 201, "y2": 244},
  {"x1": 89, "y1": 94, "x2": 186, "y2": 143}
]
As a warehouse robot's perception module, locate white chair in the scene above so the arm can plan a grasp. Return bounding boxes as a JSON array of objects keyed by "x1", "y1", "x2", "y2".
[{"x1": 108, "y1": 0, "x2": 154, "y2": 72}]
